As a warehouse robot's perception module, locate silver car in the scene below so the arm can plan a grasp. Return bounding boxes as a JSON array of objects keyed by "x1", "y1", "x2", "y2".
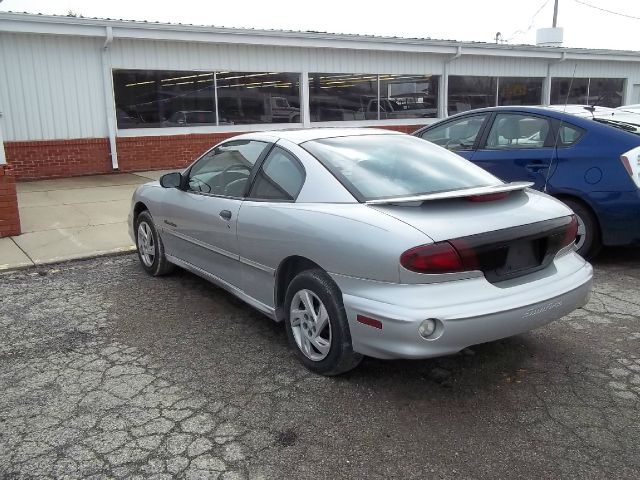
[{"x1": 129, "y1": 128, "x2": 593, "y2": 375}]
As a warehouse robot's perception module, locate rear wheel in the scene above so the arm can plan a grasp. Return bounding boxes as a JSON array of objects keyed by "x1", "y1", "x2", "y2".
[
  {"x1": 562, "y1": 199, "x2": 601, "y2": 259},
  {"x1": 284, "y1": 269, "x2": 362, "y2": 376},
  {"x1": 135, "y1": 211, "x2": 174, "y2": 276}
]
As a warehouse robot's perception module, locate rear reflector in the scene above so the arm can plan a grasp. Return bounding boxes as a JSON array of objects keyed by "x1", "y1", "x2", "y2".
[
  {"x1": 465, "y1": 192, "x2": 509, "y2": 202},
  {"x1": 400, "y1": 242, "x2": 464, "y2": 274},
  {"x1": 357, "y1": 315, "x2": 383, "y2": 329}
]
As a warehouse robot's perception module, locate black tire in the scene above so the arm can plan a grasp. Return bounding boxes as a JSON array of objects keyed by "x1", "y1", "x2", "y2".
[
  {"x1": 562, "y1": 198, "x2": 602, "y2": 259},
  {"x1": 134, "y1": 210, "x2": 174, "y2": 276},
  {"x1": 284, "y1": 269, "x2": 363, "y2": 376}
]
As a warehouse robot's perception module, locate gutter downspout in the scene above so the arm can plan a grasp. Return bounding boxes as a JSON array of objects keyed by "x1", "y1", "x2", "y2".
[
  {"x1": 0, "y1": 111, "x2": 6, "y2": 166},
  {"x1": 440, "y1": 46, "x2": 462, "y2": 118},
  {"x1": 544, "y1": 51, "x2": 566, "y2": 105},
  {"x1": 101, "y1": 26, "x2": 119, "y2": 170}
]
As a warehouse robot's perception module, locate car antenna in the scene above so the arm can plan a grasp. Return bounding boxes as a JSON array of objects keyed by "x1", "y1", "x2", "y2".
[{"x1": 544, "y1": 63, "x2": 577, "y2": 194}]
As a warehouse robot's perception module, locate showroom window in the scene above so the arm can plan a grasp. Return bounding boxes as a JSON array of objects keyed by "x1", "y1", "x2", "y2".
[
  {"x1": 550, "y1": 77, "x2": 624, "y2": 107},
  {"x1": 308, "y1": 73, "x2": 440, "y2": 122},
  {"x1": 448, "y1": 76, "x2": 544, "y2": 114},
  {"x1": 112, "y1": 69, "x2": 301, "y2": 129},
  {"x1": 448, "y1": 76, "x2": 497, "y2": 115},
  {"x1": 498, "y1": 77, "x2": 543, "y2": 106},
  {"x1": 308, "y1": 73, "x2": 378, "y2": 122},
  {"x1": 216, "y1": 72, "x2": 300, "y2": 125},
  {"x1": 378, "y1": 75, "x2": 439, "y2": 119}
]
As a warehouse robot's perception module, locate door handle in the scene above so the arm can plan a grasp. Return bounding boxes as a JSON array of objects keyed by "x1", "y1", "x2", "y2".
[
  {"x1": 525, "y1": 162, "x2": 548, "y2": 172},
  {"x1": 219, "y1": 210, "x2": 232, "y2": 221}
]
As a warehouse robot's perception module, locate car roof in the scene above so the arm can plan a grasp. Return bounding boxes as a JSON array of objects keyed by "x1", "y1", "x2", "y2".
[
  {"x1": 416, "y1": 105, "x2": 640, "y2": 143},
  {"x1": 229, "y1": 127, "x2": 403, "y2": 145}
]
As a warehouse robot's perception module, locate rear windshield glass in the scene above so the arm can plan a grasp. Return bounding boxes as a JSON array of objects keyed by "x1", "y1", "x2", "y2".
[{"x1": 303, "y1": 134, "x2": 500, "y2": 201}]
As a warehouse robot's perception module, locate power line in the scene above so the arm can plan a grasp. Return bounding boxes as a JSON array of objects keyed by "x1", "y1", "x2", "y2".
[
  {"x1": 574, "y1": 0, "x2": 640, "y2": 20},
  {"x1": 505, "y1": 0, "x2": 551, "y2": 42}
]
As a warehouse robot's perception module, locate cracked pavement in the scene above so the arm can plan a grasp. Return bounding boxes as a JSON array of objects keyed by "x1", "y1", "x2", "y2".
[{"x1": 1, "y1": 249, "x2": 639, "y2": 479}]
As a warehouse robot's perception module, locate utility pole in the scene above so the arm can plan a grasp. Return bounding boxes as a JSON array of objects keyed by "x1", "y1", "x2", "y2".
[{"x1": 552, "y1": 0, "x2": 559, "y2": 27}]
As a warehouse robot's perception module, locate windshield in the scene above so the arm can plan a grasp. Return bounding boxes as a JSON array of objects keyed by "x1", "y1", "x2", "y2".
[{"x1": 303, "y1": 134, "x2": 500, "y2": 201}]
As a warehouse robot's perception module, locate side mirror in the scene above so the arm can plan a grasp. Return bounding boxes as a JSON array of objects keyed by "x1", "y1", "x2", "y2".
[{"x1": 160, "y1": 172, "x2": 182, "y2": 189}]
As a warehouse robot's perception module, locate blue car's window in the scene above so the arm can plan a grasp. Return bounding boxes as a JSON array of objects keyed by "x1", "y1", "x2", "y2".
[
  {"x1": 303, "y1": 134, "x2": 500, "y2": 201},
  {"x1": 420, "y1": 114, "x2": 488, "y2": 151},
  {"x1": 485, "y1": 113, "x2": 550, "y2": 149},
  {"x1": 558, "y1": 124, "x2": 584, "y2": 146}
]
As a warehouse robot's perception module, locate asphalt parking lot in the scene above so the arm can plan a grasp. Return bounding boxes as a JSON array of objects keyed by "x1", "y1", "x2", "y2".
[{"x1": 1, "y1": 250, "x2": 639, "y2": 479}]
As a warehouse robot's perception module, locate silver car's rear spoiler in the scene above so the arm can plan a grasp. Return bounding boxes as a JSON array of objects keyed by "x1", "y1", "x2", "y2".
[{"x1": 364, "y1": 181, "x2": 534, "y2": 205}]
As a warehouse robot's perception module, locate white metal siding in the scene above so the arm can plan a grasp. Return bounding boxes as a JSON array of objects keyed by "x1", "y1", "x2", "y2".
[
  {"x1": 110, "y1": 39, "x2": 446, "y2": 75},
  {"x1": 0, "y1": 33, "x2": 107, "y2": 141},
  {"x1": 449, "y1": 55, "x2": 550, "y2": 77},
  {"x1": 551, "y1": 60, "x2": 640, "y2": 79}
]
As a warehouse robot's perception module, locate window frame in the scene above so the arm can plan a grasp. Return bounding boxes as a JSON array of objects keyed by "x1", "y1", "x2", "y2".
[
  {"x1": 418, "y1": 112, "x2": 491, "y2": 152},
  {"x1": 246, "y1": 145, "x2": 307, "y2": 203},
  {"x1": 478, "y1": 112, "x2": 555, "y2": 151},
  {"x1": 182, "y1": 139, "x2": 273, "y2": 200}
]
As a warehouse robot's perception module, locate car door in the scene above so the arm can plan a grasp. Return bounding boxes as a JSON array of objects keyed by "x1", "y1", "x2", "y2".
[
  {"x1": 237, "y1": 144, "x2": 306, "y2": 308},
  {"x1": 471, "y1": 112, "x2": 556, "y2": 190},
  {"x1": 417, "y1": 113, "x2": 490, "y2": 161},
  {"x1": 160, "y1": 139, "x2": 271, "y2": 287}
]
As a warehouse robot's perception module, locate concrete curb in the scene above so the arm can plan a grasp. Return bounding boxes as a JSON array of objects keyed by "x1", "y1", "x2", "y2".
[{"x1": 0, "y1": 245, "x2": 137, "y2": 273}]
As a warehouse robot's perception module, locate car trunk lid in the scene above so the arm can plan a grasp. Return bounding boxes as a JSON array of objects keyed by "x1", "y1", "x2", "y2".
[{"x1": 370, "y1": 189, "x2": 576, "y2": 283}]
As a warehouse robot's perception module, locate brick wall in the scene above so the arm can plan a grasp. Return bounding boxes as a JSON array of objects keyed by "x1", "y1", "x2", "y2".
[
  {"x1": 116, "y1": 133, "x2": 241, "y2": 172},
  {"x1": 4, "y1": 138, "x2": 111, "y2": 180},
  {"x1": 0, "y1": 165, "x2": 21, "y2": 237},
  {"x1": 4, "y1": 124, "x2": 426, "y2": 180},
  {"x1": 376, "y1": 124, "x2": 425, "y2": 134}
]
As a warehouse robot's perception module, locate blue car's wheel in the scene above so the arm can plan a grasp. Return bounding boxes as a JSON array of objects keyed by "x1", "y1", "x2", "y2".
[{"x1": 563, "y1": 199, "x2": 601, "y2": 259}]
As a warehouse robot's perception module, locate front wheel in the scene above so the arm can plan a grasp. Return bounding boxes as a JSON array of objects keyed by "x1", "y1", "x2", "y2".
[
  {"x1": 135, "y1": 211, "x2": 174, "y2": 276},
  {"x1": 562, "y1": 199, "x2": 601, "y2": 259},
  {"x1": 284, "y1": 269, "x2": 362, "y2": 376}
]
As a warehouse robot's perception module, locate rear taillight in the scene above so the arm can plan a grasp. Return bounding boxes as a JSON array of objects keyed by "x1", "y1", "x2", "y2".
[
  {"x1": 620, "y1": 146, "x2": 640, "y2": 188},
  {"x1": 561, "y1": 214, "x2": 579, "y2": 248},
  {"x1": 400, "y1": 242, "x2": 464, "y2": 274}
]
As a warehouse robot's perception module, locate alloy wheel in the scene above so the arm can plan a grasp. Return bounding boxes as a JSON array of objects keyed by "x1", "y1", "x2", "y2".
[
  {"x1": 289, "y1": 289, "x2": 332, "y2": 361},
  {"x1": 137, "y1": 221, "x2": 156, "y2": 267}
]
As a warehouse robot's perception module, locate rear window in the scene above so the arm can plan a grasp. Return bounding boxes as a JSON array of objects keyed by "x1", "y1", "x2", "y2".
[{"x1": 303, "y1": 134, "x2": 500, "y2": 201}]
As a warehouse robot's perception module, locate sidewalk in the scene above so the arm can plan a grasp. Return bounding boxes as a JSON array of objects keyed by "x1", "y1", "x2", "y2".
[{"x1": 0, "y1": 170, "x2": 176, "y2": 270}]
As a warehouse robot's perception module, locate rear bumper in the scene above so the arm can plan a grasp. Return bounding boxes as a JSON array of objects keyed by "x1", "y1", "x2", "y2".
[{"x1": 331, "y1": 252, "x2": 593, "y2": 359}]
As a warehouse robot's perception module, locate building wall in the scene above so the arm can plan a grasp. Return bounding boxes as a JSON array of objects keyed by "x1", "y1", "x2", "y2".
[
  {"x1": 1, "y1": 31, "x2": 640, "y2": 180},
  {"x1": 4, "y1": 138, "x2": 111, "y2": 180},
  {"x1": 0, "y1": 33, "x2": 108, "y2": 141},
  {"x1": 0, "y1": 165, "x2": 20, "y2": 237}
]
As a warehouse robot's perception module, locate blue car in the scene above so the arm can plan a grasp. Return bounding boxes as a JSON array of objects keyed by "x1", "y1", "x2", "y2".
[{"x1": 414, "y1": 106, "x2": 640, "y2": 257}]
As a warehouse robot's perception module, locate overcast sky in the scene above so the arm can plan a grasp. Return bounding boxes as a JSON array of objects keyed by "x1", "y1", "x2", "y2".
[{"x1": 1, "y1": 0, "x2": 639, "y2": 50}]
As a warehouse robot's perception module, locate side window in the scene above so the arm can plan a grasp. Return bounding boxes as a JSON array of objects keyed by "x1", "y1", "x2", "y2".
[
  {"x1": 420, "y1": 114, "x2": 487, "y2": 151},
  {"x1": 249, "y1": 147, "x2": 305, "y2": 201},
  {"x1": 558, "y1": 124, "x2": 584, "y2": 146},
  {"x1": 187, "y1": 140, "x2": 269, "y2": 197},
  {"x1": 485, "y1": 113, "x2": 551, "y2": 149}
]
